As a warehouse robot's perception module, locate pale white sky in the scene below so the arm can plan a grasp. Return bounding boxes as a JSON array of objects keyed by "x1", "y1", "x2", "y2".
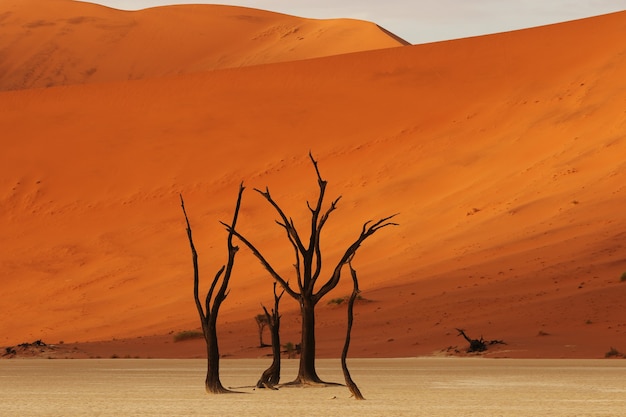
[{"x1": 77, "y1": 1, "x2": 625, "y2": 44}]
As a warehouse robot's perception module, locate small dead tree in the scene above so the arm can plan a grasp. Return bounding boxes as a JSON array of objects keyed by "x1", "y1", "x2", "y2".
[
  {"x1": 342, "y1": 260, "x2": 365, "y2": 400},
  {"x1": 225, "y1": 153, "x2": 398, "y2": 385},
  {"x1": 256, "y1": 282, "x2": 284, "y2": 389},
  {"x1": 456, "y1": 328, "x2": 505, "y2": 353},
  {"x1": 255, "y1": 314, "x2": 270, "y2": 348},
  {"x1": 181, "y1": 184, "x2": 244, "y2": 394},
  {"x1": 456, "y1": 328, "x2": 487, "y2": 352}
]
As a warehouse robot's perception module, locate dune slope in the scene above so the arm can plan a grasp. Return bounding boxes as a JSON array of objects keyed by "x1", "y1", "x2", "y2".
[
  {"x1": 1, "y1": 10, "x2": 626, "y2": 358},
  {"x1": 0, "y1": 0, "x2": 407, "y2": 91}
]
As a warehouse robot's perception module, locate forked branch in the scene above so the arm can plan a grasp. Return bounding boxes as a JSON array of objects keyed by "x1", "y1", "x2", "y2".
[
  {"x1": 180, "y1": 194, "x2": 206, "y2": 324},
  {"x1": 224, "y1": 224, "x2": 299, "y2": 300},
  {"x1": 314, "y1": 213, "x2": 399, "y2": 301},
  {"x1": 254, "y1": 186, "x2": 306, "y2": 254}
]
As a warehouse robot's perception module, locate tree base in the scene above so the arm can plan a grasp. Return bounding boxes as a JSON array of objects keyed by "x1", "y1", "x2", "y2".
[{"x1": 279, "y1": 378, "x2": 343, "y2": 388}]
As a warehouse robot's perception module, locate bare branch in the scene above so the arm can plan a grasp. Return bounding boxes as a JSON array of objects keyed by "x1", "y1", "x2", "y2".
[
  {"x1": 309, "y1": 151, "x2": 324, "y2": 186},
  {"x1": 311, "y1": 196, "x2": 341, "y2": 284},
  {"x1": 206, "y1": 266, "x2": 225, "y2": 318},
  {"x1": 274, "y1": 218, "x2": 305, "y2": 292},
  {"x1": 253, "y1": 187, "x2": 307, "y2": 255},
  {"x1": 180, "y1": 194, "x2": 206, "y2": 323},
  {"x1": 305, "y1": 153, "x2": 329, "y2": 290},
  {"x1": 360, "y1": 213, "x2": 400, "y2": 236},
  {"x1": 224, "y1": 222, "x2": 299, "y2": 300},
  {"x1": 318, "y1": 196, "x2": 342, "y2": 230},
  {"x1": 314, "y1": 213, "x2": 399, "y2": 302},
  {"x1": 209, "y1": 183, "x2": 244, "y2": 318}
]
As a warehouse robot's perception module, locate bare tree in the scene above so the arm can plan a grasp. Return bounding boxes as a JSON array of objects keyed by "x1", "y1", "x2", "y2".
[
  {"x1": 255, "y1": 314, "x2": 270, "y2": 348},
  {"x1": 256, "y1": 282, "x2": 284, "y2": 389},
  {"x1": 342, "y1": 260, "x2": 365, "y2": 400},
  {"x1": 456, "y1": 328, "x2": 506, "y2": 353},
  {"x1": 181, "y1": 184, "x2": 244, "y2": 394},
  {"x1": 225, "y1": 153, "x2": 398, "y2": 385}
]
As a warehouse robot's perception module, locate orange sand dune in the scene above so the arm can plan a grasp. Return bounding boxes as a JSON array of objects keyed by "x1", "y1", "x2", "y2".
[
  {"x1": 1, "y1": 9, "x2": 626, "y2": 359},
  {"x1": 0, "y1": 0, "x2": 407, "y2": 91}
]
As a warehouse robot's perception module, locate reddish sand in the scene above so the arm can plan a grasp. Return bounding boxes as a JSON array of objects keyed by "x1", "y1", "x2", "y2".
[{"x1": 1, "y1": 1, "x2": 626, "y2": 359}]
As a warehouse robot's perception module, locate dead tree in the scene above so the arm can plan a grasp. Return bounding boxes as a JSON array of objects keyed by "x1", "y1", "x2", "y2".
[
  {"x1": 341, "y1": 260, "x2": 365, "y2": 400},
  {"x1": 225, "y1": 153, "x2": 398, "y2": 385},
  {"x1": 456, "y1": 328, "x2": 506, "y2": 353},
  {"x1": 256, "y1": 282, "x2": 284, "y2": 389},
  {"x1": 456, "y1": 328, "x2": 487, "y2": 352},
  {"x1": 255, "y1": 314, "x2": 270, "y2": 348},
  {"x1": 181, "y1": 184, "x2": 244, "y2": 394}
]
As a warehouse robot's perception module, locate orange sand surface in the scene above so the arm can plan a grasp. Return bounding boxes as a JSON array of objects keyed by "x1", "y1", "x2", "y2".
[
  {"x1": 1, "y1": 1, "x2": 626, "y2": 359},
  {"x1": 0, "y1": 0, "x2": 406, "y2": 91}
]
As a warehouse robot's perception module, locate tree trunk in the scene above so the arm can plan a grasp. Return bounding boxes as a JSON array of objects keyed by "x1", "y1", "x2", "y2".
[
  {"x1": 256, "y1": 315, "x2": 281, "y2": 389},
  {"x1": 204, "y1": 320, "x2": 231, "y2": 393},
  {"x1": 294, "y1": 297, "x2": 322, "y2": 384}
]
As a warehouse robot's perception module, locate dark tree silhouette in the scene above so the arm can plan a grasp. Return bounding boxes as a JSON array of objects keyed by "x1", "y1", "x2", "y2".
[
  {"x1": 256, "y1": 282, "x2": 284, "y2": 389},
  {"x1": 255, "y1": 314, "x2": 270, "y2": 348},
  {"x1": 342, "y1": 260, "x2": 365, "y2": 400},
  {"x1": 180, "y1": 184, "x2": 244, "y2": 394},
  {"x1": 225, "y1": 153, "x2": 398, "y2": 385},
  {"x1": 456, "y1": 328, "x2": 506, "y2": 353},
  {"x1": 456, "y1": 328, "x2": 487, "y2": 352}
]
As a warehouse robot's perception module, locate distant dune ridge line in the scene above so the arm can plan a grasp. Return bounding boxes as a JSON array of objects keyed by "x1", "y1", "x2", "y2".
[
  {"x1": 1, "y1": 1, "x2": 626, "y2": 359},
  {"x1": 0, "y1": 0, "x2": 407, "y2": 91}
]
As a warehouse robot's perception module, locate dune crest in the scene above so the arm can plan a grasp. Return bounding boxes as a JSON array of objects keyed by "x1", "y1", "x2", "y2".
[
  {"x1": 1, "y1": 8, "x2": 626, "y2": 358},
  {"x1": 0, "y1": 0, "x2": 406, "y2": 91}
]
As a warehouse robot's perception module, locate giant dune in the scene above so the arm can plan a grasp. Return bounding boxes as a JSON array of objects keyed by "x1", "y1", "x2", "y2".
[
  {"x1": 1, "y1": 1, "x2": 626, "y2": 360},
  {"x1": 0, "y1": 0, "x2": 407, "y2": 91}
]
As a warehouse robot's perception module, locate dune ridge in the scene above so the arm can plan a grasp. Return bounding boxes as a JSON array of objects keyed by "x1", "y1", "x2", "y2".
[
  {"x1": 0, "y1": 0, "x2": 406, "y2": 91},
  {"x1": 1, "y1": 6, "x2": 626, "y2": 358}
]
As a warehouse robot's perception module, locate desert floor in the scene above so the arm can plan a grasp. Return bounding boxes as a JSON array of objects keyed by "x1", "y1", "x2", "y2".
[{"x1": 1, "y1": 358, "x2": 624, "y2": 416}]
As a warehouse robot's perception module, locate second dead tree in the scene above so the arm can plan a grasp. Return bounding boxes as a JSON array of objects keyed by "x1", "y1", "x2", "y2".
[
  {"x1": 256, "y1": 283, "x2": 284, "y2": 389},
  {"x1": 181, "y1": 184, "x2": 244, "y2": 394},
  {"x1": 341, "y1": 260, "x2": 365, "y2": 400}
]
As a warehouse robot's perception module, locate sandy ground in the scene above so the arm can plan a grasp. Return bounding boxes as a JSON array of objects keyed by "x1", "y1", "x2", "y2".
[{"x1": 1, "y1": 358, "x2": 625, "y2": 416}]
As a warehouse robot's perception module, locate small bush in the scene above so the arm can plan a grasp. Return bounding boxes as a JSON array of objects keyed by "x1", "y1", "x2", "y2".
[
  {"x1": 173, "y1": 330, "x2": 204, "y2": 342},
  {"x1": 328, "y1": 296, "x2": 348, "y2": 305},
  {"x1": 620, "y1": 272, "x2": 626, "y2": 282},
  {"x1": 327, "y1": 294, "x2": 368, "y2": 305}
]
